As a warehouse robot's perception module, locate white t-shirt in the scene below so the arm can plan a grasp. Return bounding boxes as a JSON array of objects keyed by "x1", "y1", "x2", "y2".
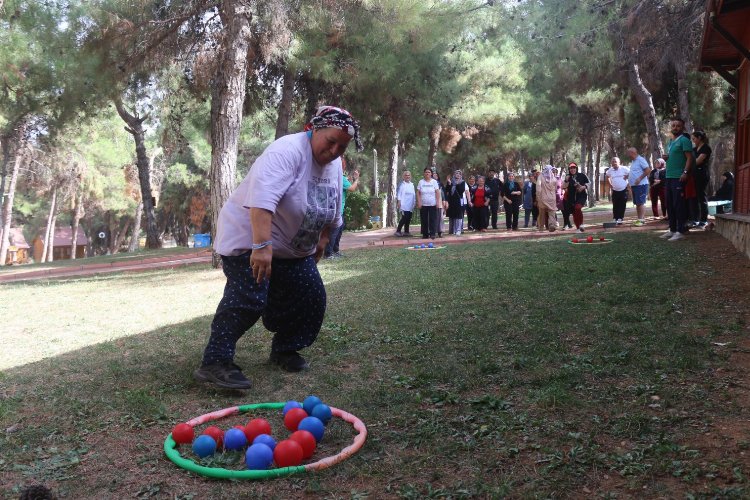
[
  {"x1": 606, "y1": 166, "x2": 630, "y2": 192},
  {"x1": 397, "y1": 181, "x2": 416, "y2": 212},
  {"x1": 214, "y1": 132, "x2": 343, "y2": 258},
  {"x1": 417, "y1": 178, "x2": 440, "y2": 206}
]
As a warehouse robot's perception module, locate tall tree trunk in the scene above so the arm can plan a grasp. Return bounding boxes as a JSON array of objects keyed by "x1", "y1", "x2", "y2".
[
  {"x1": 70, "y1": 187, "x2": 84, "y2": 260},
  {"x1": 627, "y1": 58, "x2": 664, "y2": 164},
  {"x1": 386, "y1": 128, "x2": 399, "y2": 227},
  {"x1": 0, "y1": 148, "x2": 25, "y2": 266},
  {"x1": 675, "y1": 61, "x2": 692, "y2": 132},
  {"x1": 594, "y1": 130, "x2": 603, "y2": 202},
  {"x1": 586, "y1": 141, "x2": 595, "y2": 208},
  {"x1": 372, "y1": 149, "x2": 379, "y2": 197},
  {"x1": 114, "y1": 98, "x2": 161, "y2": 250},
  {"x1": 275, "y1": 64, "x2": 295, "y2": 139},
  {"x1": 40, "y1": 187, "x2": 57, "y2": 264},
  {"x1": 47, "y1": 212, "x2": 57, "y2": 262},
  {"x1": 426, "y1": 123, "x2": 442, "y2": 168},
  {"x1": 209, "y1": 0, "x2": 253, "y2": 268},
  {"x1": 128, "y1": 201, "x2": 143, "y2": 252},
  {"x1": 113, "y1": 217, "x2": 131, "y2": 254}
]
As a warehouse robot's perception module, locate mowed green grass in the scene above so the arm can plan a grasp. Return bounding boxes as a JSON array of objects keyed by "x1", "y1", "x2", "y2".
[{"x1": 1, "y1": 232, "x2": 747, "y2": 498}]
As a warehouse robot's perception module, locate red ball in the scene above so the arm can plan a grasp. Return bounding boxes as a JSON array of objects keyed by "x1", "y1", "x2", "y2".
[
  {"x1": 289, "y1": 430, "x2": 317, "y2": 459},
  {"x1": 599, "y1": 237, "x2": 605, "y2": 241},
  {"x1": 172, "y1": 423, "x2": 194, "y2": 445},
  {"x1": 202, "y1": 426, "x2": 224, "y2": 449},
  {"x1": 586, "y1": 236, "x2": 593, "y2": 243},
  {"x1": 284, "y1": 408, "x2": 308, "y2": 432},
  {"x1": 274, "y1": 439, "x2": 304, "y2": 467},
  {"x1": 245, "y1": 418, "x2": 272, "y2": 442},
  {"x1": 572, "y1": 238, "x2": 579, "y2": 243}
]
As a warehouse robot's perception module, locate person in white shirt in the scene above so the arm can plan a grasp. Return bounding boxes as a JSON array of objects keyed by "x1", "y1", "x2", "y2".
[
  {"x1": 417, "y1": 167, "x2": 441, "y2": 239},
  {"x1": 606, "y1": 157, "x2": 630, "y2": 225},
  {"x1": 626, "y1": 147, "x2": 652, "y2": 226},
  {"x1": 395, "y1": 170, "x2": 415, "y2": 236},
  {"x1": 194, "y1": 106, "x2": 362, "y2": 390}
]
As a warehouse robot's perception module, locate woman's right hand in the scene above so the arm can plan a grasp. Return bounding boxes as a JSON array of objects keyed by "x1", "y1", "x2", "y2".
[{"x1": 250, "y1": 246, "x2": 273, "y2": 284}]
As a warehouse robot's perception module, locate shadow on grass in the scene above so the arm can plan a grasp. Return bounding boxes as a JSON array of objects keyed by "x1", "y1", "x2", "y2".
[{"x1": 1, "y1": 233, "x2": 748, "y2": 498}]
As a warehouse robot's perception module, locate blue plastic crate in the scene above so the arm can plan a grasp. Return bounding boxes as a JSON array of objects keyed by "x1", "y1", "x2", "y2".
[{"x1": 193, "y1": 233, "x2": 211, "y2": 248}]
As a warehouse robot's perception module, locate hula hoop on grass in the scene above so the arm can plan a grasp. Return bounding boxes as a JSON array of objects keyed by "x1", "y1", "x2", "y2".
[
  {"x1": 567, "y1": 238, "x2": 613, "y2": 245},
  {"x1": 164, "y1": 402, "x2": 367, "y2": 480}
]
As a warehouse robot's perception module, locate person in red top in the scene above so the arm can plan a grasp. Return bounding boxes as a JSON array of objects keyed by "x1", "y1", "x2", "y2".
[{"x1": 471, "y1": 176, "x2": 491, "y2": 232}]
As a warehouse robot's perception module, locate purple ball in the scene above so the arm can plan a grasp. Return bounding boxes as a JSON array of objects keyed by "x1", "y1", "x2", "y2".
[
  {"x1": 245, "y1": 443, "x2": 274, "y2": 470},
  {"x1": 298, "y1": 416, "x2": 325, "y2": 442},
  {"x1": 252, "y1": 433, "x2": 277, "y2": 450}
]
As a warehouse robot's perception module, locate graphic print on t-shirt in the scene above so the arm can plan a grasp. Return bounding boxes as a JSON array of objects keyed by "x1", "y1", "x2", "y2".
[{"x1": 291, "y1": 181, "x2": 338, "y2": 251}]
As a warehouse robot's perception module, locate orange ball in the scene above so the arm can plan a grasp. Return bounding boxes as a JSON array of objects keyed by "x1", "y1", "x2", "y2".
[
  {"x1": 284, "y1": 408, "x2": 308, "y2": 432},
  {"x1": 289, "y1": 430, "x2": 317, "y2": 459},
  {"x1": 274, "y1": 439, "x2": 304, "y2": 467}
]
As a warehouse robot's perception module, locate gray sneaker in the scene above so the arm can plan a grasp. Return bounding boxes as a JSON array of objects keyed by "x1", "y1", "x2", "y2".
[{"x1": 194, "y1": 361, "x2": 252, "y2": 390}]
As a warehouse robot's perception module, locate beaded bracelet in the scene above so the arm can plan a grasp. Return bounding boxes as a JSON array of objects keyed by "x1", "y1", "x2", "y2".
[{"x1": 250, "y1": 240, "x2": 273, "y2": 250}]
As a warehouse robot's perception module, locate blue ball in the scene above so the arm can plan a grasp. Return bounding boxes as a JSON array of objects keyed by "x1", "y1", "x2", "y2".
[
  {"x1": 428, "y1": 242, "x2": 434, "y2": 248},
  {"x1": 245, "y1": 443, "x2": 274, "y2": 470},
  {"x1": 298, "y1": 416, "x2": 325, "y2": 442},
  {"x1": 421, "y1": 244, "x2": 426, "y2": 248},
  {"x1": 282, "y1": 400, "x2": 303, "y2": 416},
  {"x1": 192, "y1": 435, "x2": 217, "y2": 458},
  {"x1": 224, "y1": 428, "x2": 248, "y2": 451},
  {"x1": 311, "y1": 403, "x2": 332, "y2": 425},
  {"x1": 302, "y1": 395, "x2": 323, "y2": 415},
  {"x1": 252, "y1": 433, "x2": 277, "y2": 450},
  {"x1": 414, "y1": 245, "x2": 420, "y2": 249}
]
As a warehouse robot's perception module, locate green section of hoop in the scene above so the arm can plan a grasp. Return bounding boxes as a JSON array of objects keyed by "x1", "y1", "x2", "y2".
[{"x1": 164, "y1": 402, "x2": 306, "y2": 480}]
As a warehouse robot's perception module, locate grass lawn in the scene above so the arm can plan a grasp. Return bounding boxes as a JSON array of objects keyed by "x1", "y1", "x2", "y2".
[{"x1": 2, "y1": 231, "x2": 749, "y2": 498}]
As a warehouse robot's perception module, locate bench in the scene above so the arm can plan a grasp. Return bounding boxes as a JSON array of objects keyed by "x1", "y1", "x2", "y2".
[{"x1": 707, "y1": 200, "x2": 732, "y2": 215}]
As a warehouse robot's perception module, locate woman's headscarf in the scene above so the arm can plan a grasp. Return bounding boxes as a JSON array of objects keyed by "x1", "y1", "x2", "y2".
[
  {"x1": 305, "y1": 105, "x2": 364, "y2": 151},
  {"x1": 451, "y1": 170, "x2": 462, "y2": 195},
  {"x1": 542, "y1": 165, "x2": 554, "y2": 182}
]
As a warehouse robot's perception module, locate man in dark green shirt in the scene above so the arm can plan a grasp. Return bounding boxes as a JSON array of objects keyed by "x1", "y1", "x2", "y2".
[{"x1": 661, "y1": 118, "x2": 694, "y2": 241}]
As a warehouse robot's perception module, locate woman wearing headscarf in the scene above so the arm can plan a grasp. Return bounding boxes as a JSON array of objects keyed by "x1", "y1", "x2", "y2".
[
  {"x1": 564, "y1": 162, "x2": 590, "y2": 232},
  {"x1": 502, "y1": 172, "x2": 523, "y2": 230},
  {"x1": 194, "y1": 105, "x2": 363, "y2": 389},
  {"x1": 710, "y1": 171, "x2": 734, "y2": 214},
  {"x1": 445, "y1": 170, "x2": 467, "y2": 235},
  {"x1": 535, "y1": 165, "x2": 558, "y2": 232}
]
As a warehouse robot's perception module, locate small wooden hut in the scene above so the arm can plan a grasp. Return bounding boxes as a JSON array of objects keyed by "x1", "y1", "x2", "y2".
[{"x1": 32, "y1": 226, "x2": 89, "y2": 262}]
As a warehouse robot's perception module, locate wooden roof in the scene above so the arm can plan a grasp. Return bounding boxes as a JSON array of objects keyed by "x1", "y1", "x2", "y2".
[
  {"x1": 36, "y1": 226, "x2": 89, "y2": 247},
  {"x1": 699, "y1": 0, "x2": 750, "y2": 70},
  {"x1": 8, "y1": 228, "x2": 30, "y2": 249}
]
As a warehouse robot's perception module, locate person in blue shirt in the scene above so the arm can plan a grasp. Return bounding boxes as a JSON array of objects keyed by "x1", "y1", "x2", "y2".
[{"x1": 626, "y1": 147, "x2": 652, "y2": 226}]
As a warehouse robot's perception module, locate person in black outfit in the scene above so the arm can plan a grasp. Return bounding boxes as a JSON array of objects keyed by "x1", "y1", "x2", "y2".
[
  {"x1": 710, "y1": 171, "x2": 734, "y2": 214},
  {"x1": 502, "y1": 172, "x2": 523, "y2": 230},
  {"x1": 486, "y1": 169, "x2": 502, "y2": 229},
  {"x1": 466, "y1": 175, "x2": 477, "y2": 230},
  {"x1": 691, "y1": 131, "x2": 712, "y2": 227}
]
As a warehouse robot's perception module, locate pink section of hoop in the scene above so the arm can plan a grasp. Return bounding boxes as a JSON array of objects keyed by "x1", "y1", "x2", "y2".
[
  {"x1": 304, "y1": 406, "x2": 368, "y2": 471},
  {"x1": 186, "y1": 406, "x2": 240, "y2": 427}
]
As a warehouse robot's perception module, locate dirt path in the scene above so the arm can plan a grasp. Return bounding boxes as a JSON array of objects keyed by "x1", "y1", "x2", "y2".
[{"x1": 0, "y1": 208, "x2": 664, "y2": 283}]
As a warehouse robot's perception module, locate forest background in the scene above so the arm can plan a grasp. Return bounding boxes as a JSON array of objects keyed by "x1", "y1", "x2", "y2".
[{"x1": 0, "y1": 0, "x2": 735, "y2": 265}]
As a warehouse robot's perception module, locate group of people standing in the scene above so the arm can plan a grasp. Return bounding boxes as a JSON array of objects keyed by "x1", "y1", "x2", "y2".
[{"x1": 395, "y1": 162, "x2": 592, "y2": 239}]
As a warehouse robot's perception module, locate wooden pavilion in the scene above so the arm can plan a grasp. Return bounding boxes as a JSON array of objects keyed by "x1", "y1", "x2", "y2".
[{"x1": 699, "y1": 0, "x2": 750, "y2": 257}]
